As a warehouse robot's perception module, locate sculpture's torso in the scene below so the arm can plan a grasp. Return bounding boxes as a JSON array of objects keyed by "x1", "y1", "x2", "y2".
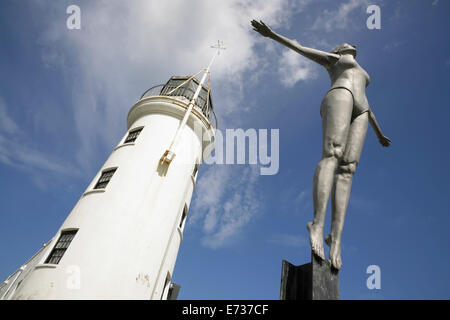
[{"x1": 325, "y1": 54, "x2": 371, "y2": 119}]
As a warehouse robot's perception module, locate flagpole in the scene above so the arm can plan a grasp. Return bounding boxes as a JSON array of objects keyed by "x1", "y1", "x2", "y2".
[{"x1": 160, "y1": 41, "x2": 225, "y2": 166}]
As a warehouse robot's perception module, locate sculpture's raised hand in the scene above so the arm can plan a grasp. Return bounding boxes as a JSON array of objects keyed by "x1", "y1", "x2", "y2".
[
  {"x1": 379, "y1": 135, "x2": 391, "y2": 147},
  {"x1": 251, "y1": 20, "x2": 273, "y2": 37}
]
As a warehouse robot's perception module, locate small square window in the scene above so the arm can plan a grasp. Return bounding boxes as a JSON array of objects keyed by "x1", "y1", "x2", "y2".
[
  {"x1": 45, "y1": 230, "x2": 78, "y2": 264},
  {"x1": 179, "y1": 206, "x2": 188, "y2": 229},
  {"x1": 161, "y1": 273, "x2": 171, "y2": 300},
  {"x1": 124, "y1": 127, "x2": 143, "y2": 144},
  {"x1": 192, "y1": 163, "x2": 199, "y2": 178},
  {"x1": 167, "y1": 283, "x2": 181, "y2": 300},
  {"x1": 94, "y1": 168, "x2": 117, "y2": 189}
]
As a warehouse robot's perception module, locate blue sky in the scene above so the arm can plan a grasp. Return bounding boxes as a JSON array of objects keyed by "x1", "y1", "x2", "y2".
[{"x1": 1, "y1": 0, "x2": 450, "y2": 299}]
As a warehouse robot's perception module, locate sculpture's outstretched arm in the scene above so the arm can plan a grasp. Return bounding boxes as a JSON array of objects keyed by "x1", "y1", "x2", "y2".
[
  {"x1": 251, "y1": 20, "x2": 339, "y2": 67},
  {"x1": 369, "y1": 111, "x2": 391, "y2": 147}
]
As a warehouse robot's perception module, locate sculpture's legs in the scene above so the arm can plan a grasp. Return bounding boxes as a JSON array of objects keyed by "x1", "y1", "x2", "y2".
[
  {"x1": 309, "y1": 157, "x2": 338, "y2": 259},
  {"x1": 327, "y1": 112, "x2": 368, "y2": 270},
  {"x1": 308, "y1": 89, "x2": 353, "y2": 261}
]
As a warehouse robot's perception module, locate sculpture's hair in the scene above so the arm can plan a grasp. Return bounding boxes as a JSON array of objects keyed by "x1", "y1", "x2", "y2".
[{"x1": 331, "y1": 43, "x2": 357, "y2": 56}]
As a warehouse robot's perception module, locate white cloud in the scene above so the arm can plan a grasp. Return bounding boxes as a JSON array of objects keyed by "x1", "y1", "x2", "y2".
[
  {"x1": 0, "y1": 97, "x2": 19, "y2": 135},
  {"x1": 311, "y1": 0, "x2": 369, "y2": 32},
  {"x1": 279, "y1": 181, "x2": 312, "y2": 216},
  {"x1": 189, "y1": 165, "x2": 260, "y2": 248},
  {"x1": 25, "y1": 0, "x2": 317, "y2": 245},
  {"x1": 0, "y1": 98, "x2": 80, "y2": 185},
  {"x1": 278, "y1": 49, "x2": 317, "y2": 87},
  {"x1": 189, "y1": 165, "x2": 231, "y2": 225},
  {"x1": 33, "y1": 0, "x2": 314, "y2": 169},
  {"x1": 295, "y1": 189, "x2": 308, "y2": 205},
  {"x1": 0, "y1": 135, "x2": 75, "y2": 178}
]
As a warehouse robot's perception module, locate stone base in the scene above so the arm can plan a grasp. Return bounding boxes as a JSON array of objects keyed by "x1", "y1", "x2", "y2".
[{"x1": 280, "y1": 253, "x2": 339, "y2": 300}]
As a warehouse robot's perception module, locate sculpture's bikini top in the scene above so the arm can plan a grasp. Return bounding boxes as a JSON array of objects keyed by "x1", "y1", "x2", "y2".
[{"x1": 326, "y1": 54, "x2": 371, "y2": 118}]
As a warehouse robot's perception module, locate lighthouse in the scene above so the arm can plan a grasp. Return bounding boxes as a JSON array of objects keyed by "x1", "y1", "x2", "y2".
[{"x1": 0, "y1": 44, "x2": 224, "y2": 299}]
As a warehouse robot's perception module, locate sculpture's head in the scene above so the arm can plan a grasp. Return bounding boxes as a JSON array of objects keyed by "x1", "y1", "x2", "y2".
[{"x1": 331, "y1": 43, "x2": 357, "y2": 57}]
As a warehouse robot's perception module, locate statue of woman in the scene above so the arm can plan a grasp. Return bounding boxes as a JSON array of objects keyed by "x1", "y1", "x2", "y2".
[{"x1": 251, "y1": 20, "x2": 391, "y2": 270}]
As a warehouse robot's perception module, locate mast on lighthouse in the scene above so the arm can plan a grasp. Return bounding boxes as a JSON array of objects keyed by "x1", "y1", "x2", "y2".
[
  {"x1": 0, "y1": 42, "x2": 225, "y2": 300},
  {"x1": 160, "y1": 40, "x2": 225, "y2": 167}
]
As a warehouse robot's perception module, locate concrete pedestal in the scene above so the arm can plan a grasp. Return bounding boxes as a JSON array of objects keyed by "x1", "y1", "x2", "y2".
[{"x1": 280, "y1": 253, "x2": 339, "y2": 300}]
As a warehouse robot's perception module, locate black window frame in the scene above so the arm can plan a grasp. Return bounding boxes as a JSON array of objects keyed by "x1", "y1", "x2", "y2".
[
  {"x1": 45, "y1": 229, "x2": 78, "y2": 265},
  {"x1": 124, "y1": 127, "x2": 143, "y2": 144},
  {"x1": 94, "y1": 168, "x2": 117, "y2": 189},
  {"x1": 179, "y1": 205, "x2": 188, "y2": 229},
  {"x1": 160, "y1": 273, "x2": 171, "y2": 300},
  {"x1": 192, "y1": 163, "x2": 199, "y2": 178}
]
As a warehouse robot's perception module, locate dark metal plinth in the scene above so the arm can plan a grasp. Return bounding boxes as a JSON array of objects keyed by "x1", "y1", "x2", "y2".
[{"x1": 280, "y1": 253, "x2": 339, "y2": 300}]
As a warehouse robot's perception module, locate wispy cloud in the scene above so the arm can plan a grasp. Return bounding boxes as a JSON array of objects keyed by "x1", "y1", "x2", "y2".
[
  {"x1": 0, "y1": 97, "x2": 19, "y2": 135},
  {"x1": 294, "y1": 188, "x2": 311, "y2": 210},
  {"x1": 0, "y1": 97, "x2": 80, "y2": 188},
  {"x1": 189, "y1": 166, "x2": 231, "y2": 226},
  {"x1": 22, "y1": 0, "x2": 317, "y2": 245},
  {"x1": 383, "y1": 40, "x2": 407, "y2": 52},
  {"x1": 0, "y1": 136, "x2": 72, "y2": 175},
  {"x1": 348, "y1": 193, "x2": 378, "y2": 217},
  {"x1": 189, "y1": 165, "x2": 260, "y2": 248},
  {"x1": 311, "y1": 0, "x2": 369, "y2": 32},
  {"x1": 280, "y1": 181, "x2": 312, "y2": 216},
  {"x1": 278, "y1": 49, "x2": 317, "y2": 87},
  {"x1": 268, "y1": 233, "x2": 307, "y2": 248},
  {"x1": 31, "y1": 0, "x2": 316, "y2": 168}
]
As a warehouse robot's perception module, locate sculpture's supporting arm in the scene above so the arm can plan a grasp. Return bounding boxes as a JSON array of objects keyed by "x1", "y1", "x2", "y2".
[
  {"x1": 369, "y1": 110, "x2": 391, "y2": 147},
  {"x1": 251, "y1": 20, "x2": 339, "y2": 67}
]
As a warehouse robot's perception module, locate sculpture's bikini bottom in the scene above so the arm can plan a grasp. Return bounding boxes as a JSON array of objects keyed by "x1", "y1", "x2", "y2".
[{"x1": 320, "y1": 87, "x2": 370, "y2": 122}]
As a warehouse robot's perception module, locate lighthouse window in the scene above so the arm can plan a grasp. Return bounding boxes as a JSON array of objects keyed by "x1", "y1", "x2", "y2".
[
  {"x1": 179, "y1": 205, "x2": 188, "y2": 229},
  {"x1": 192, "y1": 163, "x2": 199, "y2": 178},
  {"x1": 124, "y1": 127, "x2": 143, "y2": 143},
  {"x1": 45, "y1": 230, "x2": 78, "y2": 264},
  {"x1": 94, "y1": 168, "x2": 117, "y2": 189},
  {"x1": 160, "y1": 272, "x2": 171, "y2": 300}
]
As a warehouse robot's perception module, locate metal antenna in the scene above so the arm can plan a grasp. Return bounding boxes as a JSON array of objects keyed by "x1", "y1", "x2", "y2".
[
  {"x1": 211, "y1": 40, "x2": 226, "y2": 56},
  {"x1": 160, "y1": 41, "x2": 226, "y2": 167}
]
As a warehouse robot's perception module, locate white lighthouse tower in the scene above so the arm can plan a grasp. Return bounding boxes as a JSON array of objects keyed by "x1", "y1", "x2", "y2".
[{"x1": 0, "y1": 44, "x2": 224, "y2": 300}]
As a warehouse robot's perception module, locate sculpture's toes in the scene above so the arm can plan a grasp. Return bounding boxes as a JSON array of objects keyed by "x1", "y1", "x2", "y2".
[
  {"x1": 328, "y1": 240, "x2": 342, "y2": 270},
  {"x1": 329, "y1": 248, "x2": 342, "y2": 270},
  {"x1": 331, "y1": 255, "x2": 342, "y2": 270},
  {"x1": 312, "y1": 241, "x2": 325, "y2": 260},
  {"x1": 311, "y1": 240, "x2": 325, "y2": 260},
  {"x1": 317, "y1": 245, "x2": 326, "y2": 261},
  {"x1": 307, "y1": 222, "x2": 325, "y2": 260}
]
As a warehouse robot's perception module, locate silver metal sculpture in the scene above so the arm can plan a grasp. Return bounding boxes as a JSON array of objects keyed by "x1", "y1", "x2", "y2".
[{"x1": 252, "y1": 20, "x2": 390, "y2": 270}]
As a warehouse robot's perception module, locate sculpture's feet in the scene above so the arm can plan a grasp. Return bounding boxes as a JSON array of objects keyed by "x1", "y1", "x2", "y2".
[
  {"x1": 327, "y1": 235, "x2": 342, "y2": 270},
  {"x1": 306, "y1": 221, "x2": 325, "y2": 260}
]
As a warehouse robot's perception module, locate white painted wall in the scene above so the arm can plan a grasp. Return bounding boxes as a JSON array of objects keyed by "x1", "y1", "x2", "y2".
[{"x1": 9, "y1": 95, "x2": 215, "y2": 300}]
